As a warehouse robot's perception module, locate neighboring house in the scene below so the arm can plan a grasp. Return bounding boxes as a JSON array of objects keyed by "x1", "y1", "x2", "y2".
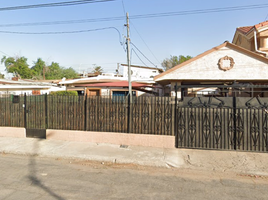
[
  {"x1": 154, "y1": 42, "x2": 268, "y2": 98},
  {"x1": 232, "y1": 20, "x2": 268, "y2": 57},
  {"x1": 59, "y1": 64, "x2": 163, "y2": 97},
  {"x1": 121, "y1": 64, "x2": 163, "y2": 81},
  {"x1": 0, "y1": 78, "x2": 65, "y2": 96},
  {"x1": 78, "y1": 81, "x2": 157, "y2": 97}
]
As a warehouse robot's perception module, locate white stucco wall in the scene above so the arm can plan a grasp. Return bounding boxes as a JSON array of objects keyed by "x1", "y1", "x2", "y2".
[
  {"x1": 157, "y1": 46, "x2": 268, "y2": 81},
  {"x1": 123, "y1": 66, "x2": 160, "y2": 80}
]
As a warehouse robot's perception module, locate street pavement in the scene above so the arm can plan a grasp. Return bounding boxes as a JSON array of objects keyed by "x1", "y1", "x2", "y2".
[
  {"x1": 1, "y1": 153, "x2": 268, "y2": 200},
  {"x1": 1, "y1": 136, "x2": 268, "y2": 177},
  {"x1": 0, "y1": 137, "x2": 168, "y2": 167}
]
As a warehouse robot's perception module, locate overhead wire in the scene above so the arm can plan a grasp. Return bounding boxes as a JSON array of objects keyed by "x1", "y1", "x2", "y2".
[
  {"x1": 121, "y1": 0, "x2": 126, "y2": 15},
  {"x1": 1, "y1": 3, "x2": 268, "y2": 28},
  {"x1": 131, "y1": 3, "x2": 268, "y2": 19},
  {"x1": 265, "y1": 13, "x2": 268, "y2": 21},
  {"x1": 131, "y1": 42, "x2": 156, "y2": 67},
  {"x1": 0, "y1": 0, "x2": 114, "y2": 12},
  {"x1": 131, "y1": 48, "x2": 148, "y2": 67},
  {"x1": 0, "y1": 17, "x2": 124, "y2": 28},
  {"x1": 0, "y1": 50, "x2": 10, "y2": 57},
  {"x1": 0, "y1": 26, "x2": 123, "y2": 42},
  {"x1": 130, "y1": 22, "x2": 160, "y2": 65}
]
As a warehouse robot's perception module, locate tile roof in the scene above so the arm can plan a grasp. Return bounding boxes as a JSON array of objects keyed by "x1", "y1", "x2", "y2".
[
  {"x1": 237, "y1": 20, "x2": 268, "y2": 35},
  {"x1": 237, "y1": 26, "x2": 254, "y2": 34}
]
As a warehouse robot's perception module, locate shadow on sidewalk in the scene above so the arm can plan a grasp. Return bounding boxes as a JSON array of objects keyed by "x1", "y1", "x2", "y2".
[{"x1": 28, "y1": 138, "x2": 65, "y2": 200}]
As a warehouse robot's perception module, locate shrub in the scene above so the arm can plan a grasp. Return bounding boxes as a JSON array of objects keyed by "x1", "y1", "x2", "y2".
[{"x1": 49, "y1": 91, "x2": 78, "y2": 96}]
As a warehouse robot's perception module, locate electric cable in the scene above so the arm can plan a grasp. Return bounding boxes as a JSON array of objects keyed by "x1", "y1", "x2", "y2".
[
  {"x1": 0, "y1": 0, "x2": 114, "y2": 12},
  {"x1": 131, "y1": 42, "x2": 156, "y2": 67},
  {"x1": 131, "y1": 3, "x2": 268, "y2": 19},
  {"x1": 121, "y1": 0, "x2": 126, "y2": 15},
  {"x1": 0, "y1": 17, "x2": 124, "y2": 27},
  {"x1": 1, "y1": 3, "x2": 268, "y2": 27},
  {"x1": 130, "y1": 22, "x2": 160, "y2": 65},
  {"x1": 131, "y1": 48, "x2": 148, "y2": 67},
  {"x1": 0, "y1": 27, "x2": 123, "y2": 44}
]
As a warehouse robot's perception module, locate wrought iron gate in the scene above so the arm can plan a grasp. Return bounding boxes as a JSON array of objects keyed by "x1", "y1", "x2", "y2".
[
  {"x1": 175, "y1": 96, "x2": 268, "y2": 152},
  {"x1": 24, "y1": 95, "x2": 46, "y2": 139}
]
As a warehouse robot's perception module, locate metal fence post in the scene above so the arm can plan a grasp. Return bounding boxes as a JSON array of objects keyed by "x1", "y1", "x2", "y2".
[
  {"x1": 45, "y1": 93, "x2": 48, "y2": 129},
  {"x1": 174, "y1": 83, "x2": 178, "y2": 148},
  {"x1": 127, "y1": 94, "x2": 131, "y2": 133},
  {"x1": 84, "y1": 94, "x2": 87, "y2": 131},
  {"x1": 24, "y1": 93, "x2": 27, "y2": 129},
  {"x1": 233, "y1": 96, "x2": 237, "y2": 150}
]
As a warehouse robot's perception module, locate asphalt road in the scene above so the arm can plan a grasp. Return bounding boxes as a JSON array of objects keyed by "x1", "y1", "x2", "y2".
[{"x1": 1, "y1": 153, "x2": 268, "y2": 200}]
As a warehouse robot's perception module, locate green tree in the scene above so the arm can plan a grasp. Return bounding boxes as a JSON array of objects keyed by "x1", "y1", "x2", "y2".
[
  {"x1": 31, "y1": 58, "x2": 45, "y2": 79},
  {"x1": 0, "y1": 73, "x2": 4, "y2": 79},
  {"x1": 1, "y1": 56, "x2": 32, "y2": 79},
  {"x1": 62, "y1": 67, "x2": 78, "y2": 79},
  {"x1": 45, "y1": 63, "x2": 78, "y2": 80},
  {"x1": 161, "y1": 55, "x2": 192, "y2": 71},
  {"x1": 92, "y1": 64, "x2": 103, "y2": 75},
  {"x1": 1, "y1": 55, "x2": 78, "y2": 80},
  {"x1": 45, "y1": 62, "x2": 62, "y2": 79}
]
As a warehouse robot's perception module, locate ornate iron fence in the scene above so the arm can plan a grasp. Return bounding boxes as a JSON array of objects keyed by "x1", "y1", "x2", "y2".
[{"x1": 175, "y1": 97, "x2": 268, "y2": 152}]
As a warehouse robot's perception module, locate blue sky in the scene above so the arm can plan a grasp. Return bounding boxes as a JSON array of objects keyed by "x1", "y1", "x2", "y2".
[{"x1": 0, "y1": 0, "x2": 268, "y2": 77}]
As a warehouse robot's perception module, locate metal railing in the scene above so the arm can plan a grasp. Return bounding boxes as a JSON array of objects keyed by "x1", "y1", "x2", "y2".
[{"x1": 1, "y1": 94, "x2": 268, "y2": 152}]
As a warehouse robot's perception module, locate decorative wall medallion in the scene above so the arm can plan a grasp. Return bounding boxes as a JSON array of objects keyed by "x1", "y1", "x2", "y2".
[{"x1": 218, "y1": 56, "x2": 235, "y2": 71}]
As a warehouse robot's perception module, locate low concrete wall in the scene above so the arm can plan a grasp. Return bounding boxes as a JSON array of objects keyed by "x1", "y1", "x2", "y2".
[
  {"x1": 0, "y1": 127, "x2": 26, "y2": 138},
  {"x1": 46, "y1": 129, "x2": 175, "y2": 149}
]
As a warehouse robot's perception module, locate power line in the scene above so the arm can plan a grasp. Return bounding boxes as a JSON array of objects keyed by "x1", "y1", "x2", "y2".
[
  {"x1": 131, "y1": 42, "x2": 156, "y2": 67},
  {"x1": 131, "y1": 3, "x2": 268, "y2": 19},
  {"x1": 265, "y1": 13, "x2": 268, "y2": 21},
  {"x1": 0, "y1": 17, "x2": 124, "y2": 28},
  {"x1": 130, "y1": 22, "x2": 160, "y2": 65},
  {"x1": 0, "y1": 26, "x2": 123, "y2": 41},
  {"x1": 121, "y1": 0, "x2": 126, "y2": 15},
  {"x1": 0, "y1": 50, "x2": 11, "y2": 57},
  {"x1": 1, "y1": 3, "x2": 268, "y2": 28},
  {"x1": 0, "y1": 0, "x2": 114, "y2": 12},
  {"x1": 131, "y1": 48, "x2": 148, "y2": 67}
]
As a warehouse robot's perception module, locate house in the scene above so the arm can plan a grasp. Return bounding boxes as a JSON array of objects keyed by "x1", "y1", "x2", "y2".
[
  {"x1": 232, "y1": 20, "x2": 268, "y2": 57},
  {"x1": 59, "y1": 64, "x2": 163, "y2": 97},
  {"x1": 0, "y1": 78, "x2": 65, "y2": 96},
  {"x1": 120, "y1": 64, "x2": 163, "y2": 81},
  {"x1": 154, "y1": 42, "x2": 268, "y2": 98}
]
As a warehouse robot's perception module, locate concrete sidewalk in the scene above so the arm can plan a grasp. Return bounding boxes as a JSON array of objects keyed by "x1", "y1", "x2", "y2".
[{"x1": 1, "y1": 137, "x2": 268, "y2": 176}]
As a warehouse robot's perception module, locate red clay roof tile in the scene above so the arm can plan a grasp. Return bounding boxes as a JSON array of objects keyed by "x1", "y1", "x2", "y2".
[
  {"x1": 237, "y1": 26, "x2": 254, "y2": 34},
  {"x1": 237, "y1": 20, "x2": 268, "y2": 35}
]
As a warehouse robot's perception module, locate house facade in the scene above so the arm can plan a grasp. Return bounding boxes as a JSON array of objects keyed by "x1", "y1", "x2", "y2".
[
  {"x1": 154, "y1": 42, "x2": 268, "y2": 98},
  {"x1": 232, "y1": 20, "x2": 268, "y2": 57},
  {"x1": 121, "y1": 64, "x2": 163, "y2": 81}
]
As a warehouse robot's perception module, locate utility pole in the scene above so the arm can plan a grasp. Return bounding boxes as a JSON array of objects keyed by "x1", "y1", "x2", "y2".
[
  {"x1": 126, "y1": 12, "x2": 132, "y2": 103},
  {"x1": 126, "y1": 12, "x2": 132, "y2": 133}
]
